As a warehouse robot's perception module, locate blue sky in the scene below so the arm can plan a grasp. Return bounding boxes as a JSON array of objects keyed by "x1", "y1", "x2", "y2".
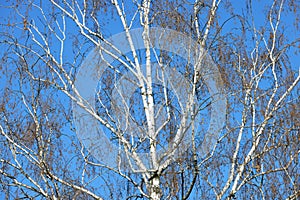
[{"x1": 0, "y1": 0, "x2": 299, "y2": 199}]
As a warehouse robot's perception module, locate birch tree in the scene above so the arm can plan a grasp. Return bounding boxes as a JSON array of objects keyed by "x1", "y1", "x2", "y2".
[{"x1": 0, "y1": 0, "x2": 299, "y2": 199}]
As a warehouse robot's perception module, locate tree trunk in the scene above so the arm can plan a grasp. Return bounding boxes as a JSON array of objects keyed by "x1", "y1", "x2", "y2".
[{"x1": 149, "y1": 176, "x2": 162, "y2": 200}]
